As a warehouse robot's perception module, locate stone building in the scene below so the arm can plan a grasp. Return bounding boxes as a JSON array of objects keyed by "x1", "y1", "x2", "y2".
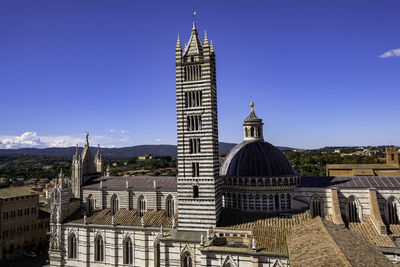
[
  {"x1": 326, "y1": 147, "x2": 400, "y2": 176},
  {"x1": 0, "y1": 187, "x2": 50, "y2": 262},
  {"x1": 48, "y1": 22, "x2": 400, "y2": 266}
]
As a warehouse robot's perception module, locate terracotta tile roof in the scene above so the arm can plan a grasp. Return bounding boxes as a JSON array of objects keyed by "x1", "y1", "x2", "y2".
[
  {"x1": 301, "y1": 176, "x2": 400, "y2": 189},
  {"x1": 389, "y1": 224, "x2": 400, "y2": 237},
  {"x1": 288, "y1": 217, "x2": 393, "y2": 267},
  {"x1": 0, "y1": 186, "x2": 36, "y2": 198},
  {"x1": 65, "y1": 208, "x2": 177, "y2": 228},
  {"x1": 218, "y1": 209, "x2": 312, "y2": 254},
  {"x1": 82, "y1": 176, "x2": 177, "y2": 191},
  {"x1": 349, "y1": 217, "x2": 396, "y2": 247}
]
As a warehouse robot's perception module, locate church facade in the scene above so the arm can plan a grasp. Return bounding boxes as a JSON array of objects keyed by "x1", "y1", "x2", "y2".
[{"x1": 49, "y1": 23, "x2": 400, "y2": 266}]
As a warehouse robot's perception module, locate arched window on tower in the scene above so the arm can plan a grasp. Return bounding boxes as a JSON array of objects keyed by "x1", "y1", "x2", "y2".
[
  {"x1": 310, "y1": 195, "x2": 323, "y2": 218},
  {"x1": 346, "y1": 195, "x2": 361, "y2": 223},
  {"x1": 123, "y1": 236, "x2": 133, "y2": 265},
  {"x1": 94, "y1": 235, "x2": 104, "y2": 262},
  {"x1": 68, "y1": 233, "x2": 77, "y2": 259},
  {"x1": 181, "y1": 251, "x2": 192, "y2": 267},
  {"x1": 385, "y1": 197, "x2": 400, "y2": 225},
  {"x1": 166, "y1": 195, "x2": 174, "y2": 217},
  {"x1": 193, "y1": 185, "x2": 199, "y2": 198},
  {"x1": 245, "y1": 128, "x2": 248, "y2": 137},
  {"x1": 250, "y1": 127, "x2": 254, "y2": 137},
  {"x1": 138, "y1": 195, "x2": 146, "y2": 216},
  {"x1": 110, "y1": 194, "x2": 119, "y2": 215}
]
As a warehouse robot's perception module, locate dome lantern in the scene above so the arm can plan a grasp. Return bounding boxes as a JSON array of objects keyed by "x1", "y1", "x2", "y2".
[{"x1": 243, "y1": 101, "x2": 264, "y2": 141}]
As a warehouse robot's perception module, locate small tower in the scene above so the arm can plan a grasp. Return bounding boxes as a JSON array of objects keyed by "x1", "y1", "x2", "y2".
[
  {"x1": 71, "y1": 144, "x2": 82, "y2": 198},
  {"x1": 94, "y1": 144, "x2": 103, "y2": 173},
  {"x1": 81, "y1": 133, "x2": 96, "y2": 176},
  {"x1": 386, "y1": 147, "x2": 399, "y2": 166},
  {"x1": 243, "y1": 101, "x2": 264, "y2": 141}
]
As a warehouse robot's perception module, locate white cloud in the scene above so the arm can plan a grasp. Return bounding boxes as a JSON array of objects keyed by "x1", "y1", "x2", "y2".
[
  {"x1": 0, "y1": 132, "x2": 133, "y2": 149},
  {"x1": 379, "y1": 48, "x2": 400, "y2": 58},
  {"x1": 109, "y1": 129, "x2": 115, "y2": 133}
]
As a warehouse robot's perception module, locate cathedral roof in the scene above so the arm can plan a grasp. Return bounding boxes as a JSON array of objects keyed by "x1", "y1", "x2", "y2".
[
  {"x1": 65, "y1": 208, "x2": 177, "y2": 228},
  {"x1": 82, "y1": 176, "x2": 177, "y2": 191},
  {"x1": 287, "y1": 217, "x2": 392, "y2": 267},
  {"x1": 300, "y1": 175, "x2": 400, "y2": 189},
  {"x1": 220, "y1": 140, "x2": 297, "y2": 177}
]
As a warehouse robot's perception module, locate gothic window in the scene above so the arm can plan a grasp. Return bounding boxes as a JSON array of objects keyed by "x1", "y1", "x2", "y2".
[
  {"x1": 123, "y1": 236, "x2": 133, "y2": 265},
  {"x1": 185, "y1": 91, "x2": 202, "y2": 107},
  {"x1": 192, "y1": 162, "x2": 200, "y2": 177},
  {"x1": 187, "y1": 115, "x2": 202, "y2": 131},
  {"x1": 166, "y1": 195, "x2": 174, "y2": 217},
  {"x1": 86, "y1": 194, "x2": 95, "y2": 215},
  {"x1": 183, "y1": 65, "x2": 201, "y2": 81},
  {"x1": 138, "y1": 195, "x2": 146, "y2": 216},
  {"x1": 189, "y1": 138, "x2": 201, "y2": 154},
  {"x1": 68, "y1": 233, "x2": 77, "y2": 259},
  {"x1": 94, "y1": 235, "x2": 104, "y2": 262},
  {"x1": 386, "y1": 197, "x2": 399, "y2": 225},
  {"x1": 181, "y1": 251, "x2": 193, "y2": 267},
  {"x1": 310, "y1": 195, "x2": 323, "y2": 218},
  {"x1": 110, "y1": 194, "x2": 119, "y2": 215},
  {"x1": 193, "y1": 185, "x2": 199, "y2": 198},
  {"x1": 346, "y1": 196, "x2": 361, "y2": 223}
]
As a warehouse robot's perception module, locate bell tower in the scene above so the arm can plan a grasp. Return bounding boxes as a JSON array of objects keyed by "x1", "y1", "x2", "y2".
[{"x1": 175, "y1": 22, "x2": 221, "y2": 230}]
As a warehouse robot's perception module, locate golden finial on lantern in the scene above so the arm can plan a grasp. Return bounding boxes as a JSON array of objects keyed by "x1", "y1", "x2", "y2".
[{"x1": 250, "y1": 100, "x2": 254, "y2": 110}]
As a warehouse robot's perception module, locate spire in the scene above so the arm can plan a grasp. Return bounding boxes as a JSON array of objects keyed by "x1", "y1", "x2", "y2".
[
  {"x1": 85, "y1": 132, "x2": 89, "y2": 147},
  {"x1": 192, "y1": 21, "x2": 196, "y2": 31},
  {"x1": 243, "y1": 101, "x2": 264, "y2": 141},
  {"x1": 183, "y1": 21, "x2": 203, "y2": 56},
  {"x1": 75, "y1": 144, "x2": 79, "y2": 155},
  {"x1": 210, "y1": 40, "x2": 214, "y2": 53},
  {"x1": 204, "y1": 31, "x2": 209, "y2": 47},
  {"x1": 176, "y1": 34, "x2": 181, "y2": 51}
]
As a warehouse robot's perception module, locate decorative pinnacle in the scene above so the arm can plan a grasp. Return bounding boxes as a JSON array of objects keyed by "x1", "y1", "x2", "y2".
[
  {"x1": 250, "y1": 100, "x2": 254, "y2": 111},
  {"x1": 192, "y1": 21, "x2": 196, "y2": 31},
  {"x1": 176, "y1": 34, "x2": 181, "y2": 50},
  {"x1": 75, "y1": 144, "x2": 79, "y2": 154},
  {"x1": 210, "y1": 40, "x2": 214, "y2": 53},
  {"x1": 204, "y1": 30, "x2": 209, "y2": 46}
]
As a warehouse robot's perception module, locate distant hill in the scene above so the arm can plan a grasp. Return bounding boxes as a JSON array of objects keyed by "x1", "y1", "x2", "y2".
[{"x1": 0, "y1": 142, "x2": 293, "y2": 158}]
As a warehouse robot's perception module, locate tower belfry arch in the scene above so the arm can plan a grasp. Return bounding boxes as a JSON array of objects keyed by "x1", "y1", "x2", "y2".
[{"x1": 176, "y1": 21, "x2": 221, "y2": 230}]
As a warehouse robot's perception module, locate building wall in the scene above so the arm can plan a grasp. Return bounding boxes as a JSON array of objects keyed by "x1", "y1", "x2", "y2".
[{"x1": 0, "y1": 193, "x2": 49, "y2": 262}]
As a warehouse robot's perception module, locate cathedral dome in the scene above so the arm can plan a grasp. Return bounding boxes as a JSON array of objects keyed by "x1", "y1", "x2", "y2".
[{"x1": 220, "y1": 140, "x2": 296, "y2": 177}]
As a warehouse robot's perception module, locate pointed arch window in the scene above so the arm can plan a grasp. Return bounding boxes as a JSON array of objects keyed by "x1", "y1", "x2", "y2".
[
  {"x1": 68, "y1": 233, "x2": 77, "y2": 259},
  {"x1": 86, "y1": 194, "x2": 95, "y2": 215},
  {"x1": 310, "y1": 195, "x2": 323, "y2": 218},
  {"x1": 138, "y1": 195, "x2": 146, "y2": 216},
  {"x1": 123, "y1": 236, "x2": 133, "y2": 264},
  {"x1": 181, "y1": 251, "x2": 193, "y2": 267},
  {"x1": 110, "y1": 194, "x2": 119, "y2": 215},
  {"x1": 347, "y1": 195, "x2": 361, "y2": 223},
  {"x1": 94, "y1": 235, "x2": 104, "y2": 262},
  {"x1": 386, "y1": 197, "x2": 399, "y2": 225},
  {"x1": 166, "y1": 195, "x2": 175, "y2": 217}
]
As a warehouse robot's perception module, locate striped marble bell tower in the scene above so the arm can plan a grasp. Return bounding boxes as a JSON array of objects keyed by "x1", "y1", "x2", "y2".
[{"x1": 175, "y1": 22, "x2": 221, "y2": 230}]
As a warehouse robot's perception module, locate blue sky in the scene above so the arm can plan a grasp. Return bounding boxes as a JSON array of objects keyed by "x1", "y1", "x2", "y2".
[{"x1": 0, "y1": 0, "x2": 399, "y2": 149}]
